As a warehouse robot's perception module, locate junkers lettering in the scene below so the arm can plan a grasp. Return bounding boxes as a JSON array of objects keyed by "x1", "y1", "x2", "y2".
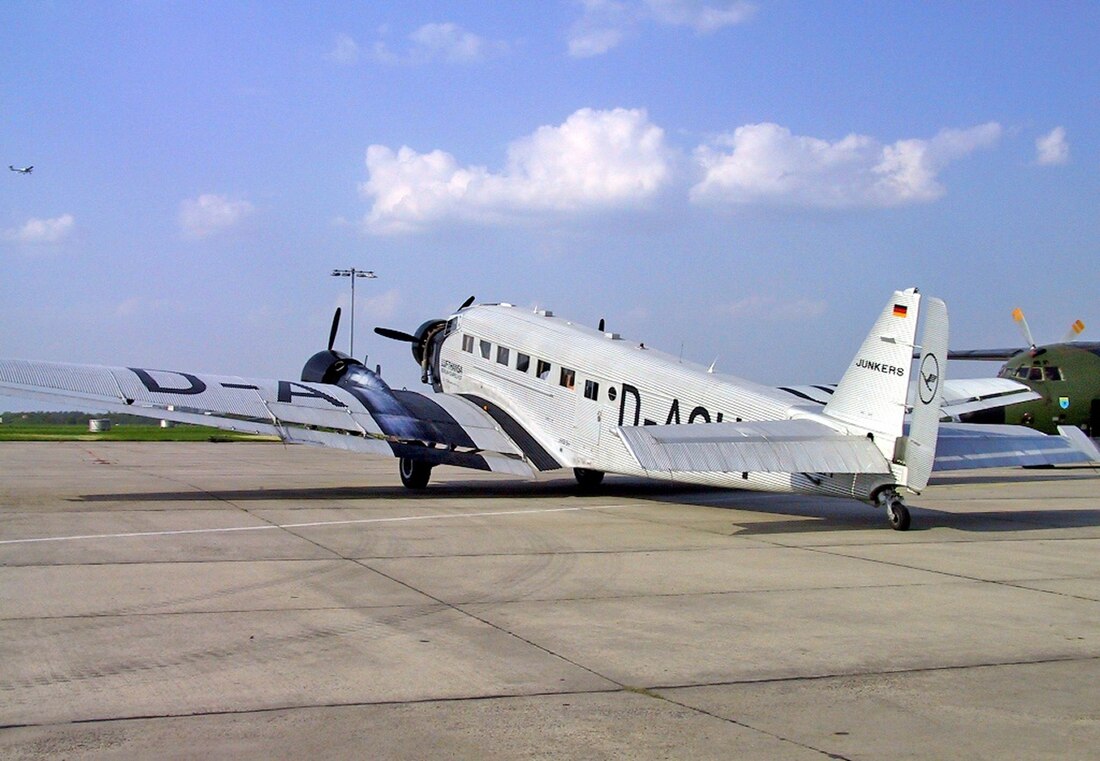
[{"x1": 855, "y1": 358, "x2": 906, "y2": 377}]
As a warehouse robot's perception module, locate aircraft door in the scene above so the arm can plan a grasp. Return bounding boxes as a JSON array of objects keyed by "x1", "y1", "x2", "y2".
[{"x1": 572, "y1": 376, "x2": 607, "y2": 458}]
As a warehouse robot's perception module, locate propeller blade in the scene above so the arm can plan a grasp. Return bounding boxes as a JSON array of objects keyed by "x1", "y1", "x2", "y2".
[
  {"x1": 374, "y1": 326, "x2": 418, "y2": 343},
  {"x1": 1062, "y1": 319, "x2": 1085, "y2": 343},
  {"x1": 1012, "y1": 307, "x2": 1036, "y2": 349},
  {"x1": 328, "y1": 308, "x2": 341, "y2": 352},
  {"x1": 459, "y1": 295, "x2": 475, "y2": 310}
]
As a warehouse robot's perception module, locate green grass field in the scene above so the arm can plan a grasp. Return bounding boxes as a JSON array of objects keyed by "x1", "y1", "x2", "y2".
[{"x1": 0, "y1": 423, "x2": 270, "y2": 443}]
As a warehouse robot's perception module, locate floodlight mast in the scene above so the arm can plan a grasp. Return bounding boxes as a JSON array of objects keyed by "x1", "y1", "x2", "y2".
[{"x1": 330, "y1": 268, "x2": 377, "y2": 358}]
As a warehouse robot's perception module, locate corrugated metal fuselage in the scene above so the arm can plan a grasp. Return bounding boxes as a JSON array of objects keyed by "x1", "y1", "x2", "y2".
[{"x1": 432, "y1": 304, "x2": 894, "y2": 503}]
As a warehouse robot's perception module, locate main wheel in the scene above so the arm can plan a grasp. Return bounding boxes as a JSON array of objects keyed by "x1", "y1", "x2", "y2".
[
  {"x1": 399, "y1": 457, "x2": 432, "y2": 489},
  {"x1": 573, "y1": 467, "x2": 605, "y2": 489},
  {"x1": 887, "y1": 500, "x2": 911, "y2": 531}
]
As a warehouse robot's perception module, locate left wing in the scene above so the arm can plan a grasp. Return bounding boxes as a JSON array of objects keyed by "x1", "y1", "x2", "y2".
[{"x1": 0, "y1": 359, "x2": 536, "y2": 477}]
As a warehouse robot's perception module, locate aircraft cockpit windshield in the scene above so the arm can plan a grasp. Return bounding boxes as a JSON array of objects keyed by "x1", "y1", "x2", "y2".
[{"x1": 1003, "y1": 365, "x2": 1063, "y2": 381}]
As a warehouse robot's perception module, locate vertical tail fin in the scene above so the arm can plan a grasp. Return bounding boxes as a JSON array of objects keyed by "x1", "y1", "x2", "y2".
[{"x1": 823, "y1": 288, "x2": 947, "y2": 492}]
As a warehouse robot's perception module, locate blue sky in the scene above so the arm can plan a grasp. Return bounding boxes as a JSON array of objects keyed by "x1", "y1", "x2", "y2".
[{"x1": 3, "y1": 1, "x2": 1098, "y2": 409}]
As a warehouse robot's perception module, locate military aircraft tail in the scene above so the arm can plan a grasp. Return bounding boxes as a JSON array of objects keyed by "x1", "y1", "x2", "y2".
[{"x1": 823, "y1": 288, "x2": 947, "y2": 493}]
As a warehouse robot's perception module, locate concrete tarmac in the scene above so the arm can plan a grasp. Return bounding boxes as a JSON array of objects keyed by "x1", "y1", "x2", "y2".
[{"x1": 1, "y1": 441, "x2": 1099, "y2": 760}]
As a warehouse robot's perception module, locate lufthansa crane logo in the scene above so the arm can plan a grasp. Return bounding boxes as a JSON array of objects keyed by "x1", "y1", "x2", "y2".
[{"x1": 918, "y1": 353, "x2": 941, "y2": 405}]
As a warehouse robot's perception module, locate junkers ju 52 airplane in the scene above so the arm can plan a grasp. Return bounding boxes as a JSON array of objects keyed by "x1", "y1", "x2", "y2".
[{"x1": 2, "y1": 288, "x2": 1095, "y2": 531}]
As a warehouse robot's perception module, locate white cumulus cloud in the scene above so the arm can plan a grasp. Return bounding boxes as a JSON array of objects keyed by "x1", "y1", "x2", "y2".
[
  {"x1": 646, "y1": 0, "x2": 756, "y2": 32},
  {"x1": 569, "y1": 0, "x2": 755, "y2": 57},
  {"x1": 372, "y1": 22, "x2": 505, "y2": 64},
  {"x1": 1035, "y1": 126, "x2": 1069, "y2": 166},
  {"x1": 360, "y1": 107, "x2": 672, "y2": 233},
  {"x1": 178, "y1": 194, "x2": 255, "y2": 239},
  {"x1": 328, "y1": 33, "x2": 360, "y2": 65},
  {"x1": 4, "y1": 214, "x2": 75, "y2": 244},
  {"x1": 691, "y1": 122, "x2": 1002, "y2": 207}
]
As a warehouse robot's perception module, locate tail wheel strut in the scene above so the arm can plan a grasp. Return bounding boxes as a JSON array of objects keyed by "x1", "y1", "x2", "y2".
[{"x1": 876, "y1": 488, "x2": 911, "y2": 531}]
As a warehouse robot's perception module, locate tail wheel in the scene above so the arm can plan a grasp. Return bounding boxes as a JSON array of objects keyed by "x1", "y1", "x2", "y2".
[
  {"x1": 875, "y1": 488, "x2": 912, "y2": 531},
  {"x1": 399, "y1": 457, "x2": 432, "y2": 489},
  {"x1": 887, "y1": 499, "x2": 911, "y2": 531}
]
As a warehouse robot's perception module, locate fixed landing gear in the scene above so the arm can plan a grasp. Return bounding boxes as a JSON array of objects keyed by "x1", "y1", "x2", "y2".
[
  {"x1": 876, "y1": 488, "x2": 911, "y2": 531},
  {"x1": 399, "y1": 457, "x2": 433, "y2": 489},
  {"x1": 573, "y1": 467, "x2": 604, "y2": 489}
]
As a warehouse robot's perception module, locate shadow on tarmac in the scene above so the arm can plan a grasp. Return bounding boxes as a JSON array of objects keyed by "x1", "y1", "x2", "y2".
[{"x1": 73, "y1": 468, "x2": 1100, "y2": 535}]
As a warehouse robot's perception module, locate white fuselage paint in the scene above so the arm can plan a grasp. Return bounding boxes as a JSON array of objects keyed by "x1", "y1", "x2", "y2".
[{"x1": 433, "y1": 304, "x2": 893, "y2": 503}]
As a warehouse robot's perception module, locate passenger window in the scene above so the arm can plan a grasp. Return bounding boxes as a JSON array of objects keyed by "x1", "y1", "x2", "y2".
[
  {"x1": 560, "y1": 368, "x2": 575, "y2": 390},
  {"x1": 516, "y1": 353, "x2": 530, "y2": 373},
  {"x1": 536, "y1": 360, "x2": 551, "y2": 380},
  {"x1": 1044, "y1": 366, "x2": 1062, "y2": 381},
  {"x1": 584, "y1": 379, "x2": 599, "y2": 400},
  {"x1": 462, "y1": 334, "x2": 474, "y2": 353},
  {"x1": 479, "y1": 340, "x2": 491, "y2": 360},
  {"x1": 496, "y1": 346, "x2": 510, "y2": 365}
]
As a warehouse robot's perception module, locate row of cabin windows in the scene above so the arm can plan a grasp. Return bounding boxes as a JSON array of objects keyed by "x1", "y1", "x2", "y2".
[
  {"x1": 460, "y1": 333, "x2": 600, "y2": 400},
  {"x1": 998, "y1": 365, "x2": 1064, "y2": 381}
]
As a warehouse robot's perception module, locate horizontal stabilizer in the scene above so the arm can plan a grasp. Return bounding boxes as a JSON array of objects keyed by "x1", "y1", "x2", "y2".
[
  {"x1": 617, "y1": 420, "x2": 891, "y2": 475},
  {"x1": 932, "y1": 423, "x2": 1100, "y2": 470},
  {"x1": 939, "y1": 378, "x2": 1040, "y2": 416}
]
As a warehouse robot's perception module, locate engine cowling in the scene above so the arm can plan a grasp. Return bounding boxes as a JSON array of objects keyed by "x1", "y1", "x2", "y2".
[
  {"x1": 409, "y1": 319, "x2": 447, "y2": 365},
  {"x1": 301, "y1": 349, "x2": 363, "y2": 384}
]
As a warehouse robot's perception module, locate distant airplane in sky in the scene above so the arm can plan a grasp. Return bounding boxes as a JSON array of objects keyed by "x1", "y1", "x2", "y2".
[
  {"x1": 2, "y1": 289, "x2": 1097, "y2": 531},
  {"x1": 8, "y1": 165, "x2": 33, "y2": 174}
]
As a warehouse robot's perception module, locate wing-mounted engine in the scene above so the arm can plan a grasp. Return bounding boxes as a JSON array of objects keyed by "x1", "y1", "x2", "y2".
[{"x1": 301, "y1": 307, "x2": 365, "y2": 384}]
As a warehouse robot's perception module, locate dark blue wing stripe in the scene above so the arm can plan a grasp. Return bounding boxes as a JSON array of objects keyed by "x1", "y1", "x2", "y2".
[{"x1": 460, "y1": 394, "x2": 562, "y2": 471}]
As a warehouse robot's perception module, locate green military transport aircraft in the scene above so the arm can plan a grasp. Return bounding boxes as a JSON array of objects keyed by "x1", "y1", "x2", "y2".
[{"x1": 951, "y1": 310, "x2": 1099, "y2": 436}]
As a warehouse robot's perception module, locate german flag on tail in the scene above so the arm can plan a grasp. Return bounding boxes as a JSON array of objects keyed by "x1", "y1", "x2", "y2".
[{"x1": 892, "y1": 304, "x2": 908, "y2": 318}]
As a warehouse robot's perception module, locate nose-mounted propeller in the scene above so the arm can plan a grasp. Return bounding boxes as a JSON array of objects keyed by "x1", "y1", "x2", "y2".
[{"x1": 373, "y1": 296, "x2": 475, "y2": 384}]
